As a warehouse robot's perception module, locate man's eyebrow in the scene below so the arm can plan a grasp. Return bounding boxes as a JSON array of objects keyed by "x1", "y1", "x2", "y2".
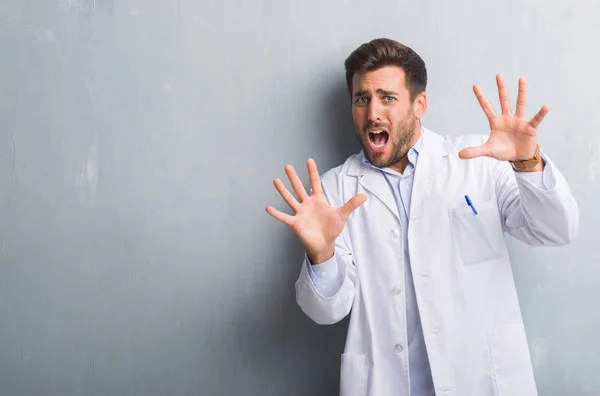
[
  {"x1": 353, "y1": 89, "x2": 399, "y2": 97},
  {"x1": 376, "y1": 89, "x2": 399, "y2": 96}
]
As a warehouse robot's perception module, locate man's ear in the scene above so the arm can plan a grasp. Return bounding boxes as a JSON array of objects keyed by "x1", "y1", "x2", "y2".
[{"x1": 414, "y1": 92, "x2": 427, "y2": 119}]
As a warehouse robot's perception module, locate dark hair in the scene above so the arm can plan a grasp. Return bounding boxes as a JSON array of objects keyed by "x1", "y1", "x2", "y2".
[{"x1": 344, "y1": 38, "x2": 427, "y2": 101}]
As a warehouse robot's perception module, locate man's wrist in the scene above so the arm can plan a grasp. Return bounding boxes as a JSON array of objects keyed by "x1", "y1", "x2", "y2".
[
  {"x1": 512, "y1": 157, "x2": 545, "y2": 172},
  {"x1": 308, "y1": 248, "x2": 335, "y2": 265},
  {"x1": 510, "y1": 144, "x2": 544, "y2": 172}
]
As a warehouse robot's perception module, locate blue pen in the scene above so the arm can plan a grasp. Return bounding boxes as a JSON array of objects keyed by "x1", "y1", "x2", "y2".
[{"x1": 464, "y1": 195, "x2": 478, "y2": 215}]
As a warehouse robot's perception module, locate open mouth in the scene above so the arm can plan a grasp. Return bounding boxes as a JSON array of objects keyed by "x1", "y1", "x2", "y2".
[{"x1": 368, "y1": 130, "x2": 389, "y2": 151}]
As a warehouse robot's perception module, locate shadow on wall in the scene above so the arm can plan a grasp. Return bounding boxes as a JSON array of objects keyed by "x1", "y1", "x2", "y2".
[
  {"x1": 230, "y1": 232, "x2": 349, "y2": 395},
  {"x1": 220, "y1": 78, "x2": 358, "y2": 395},
  {"x1": 318, "y1": 77, "x2": 362, "y2": 168}
]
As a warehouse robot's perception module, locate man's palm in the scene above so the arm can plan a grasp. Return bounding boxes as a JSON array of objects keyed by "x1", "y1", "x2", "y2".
[
  {"x1": 266, "y1": 159, "x2": 366, "y2": 263},
  {"x1": 458, "y1": 74, "x2": 548, "y2": 161}
]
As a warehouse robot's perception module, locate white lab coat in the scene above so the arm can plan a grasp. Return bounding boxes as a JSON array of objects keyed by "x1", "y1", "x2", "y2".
[{"x1": 295, "y1": 128, "x2": 579, "y2": 396}]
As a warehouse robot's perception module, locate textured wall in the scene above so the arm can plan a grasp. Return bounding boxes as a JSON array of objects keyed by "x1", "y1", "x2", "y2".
[{"x1": 0, "y1": 1, "x2": 597, "y2": 395}]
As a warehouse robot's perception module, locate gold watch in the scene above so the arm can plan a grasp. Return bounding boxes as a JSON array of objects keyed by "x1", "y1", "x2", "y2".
[{"x1": 510, "y1": 144, "x2": 541, "y2": 171}]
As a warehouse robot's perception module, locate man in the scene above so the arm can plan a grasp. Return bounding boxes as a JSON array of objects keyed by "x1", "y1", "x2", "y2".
[{"x1": 266, "y1": 38, "x2": 578, "y2": 396}]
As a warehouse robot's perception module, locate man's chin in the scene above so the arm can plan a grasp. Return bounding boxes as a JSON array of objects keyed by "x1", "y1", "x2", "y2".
[
  {"x1": 364, "y1": 148, "x2": 409, "y2": 170},
  {"x1": 364, "y1": 151, "x2": 389, "y2": 168}
]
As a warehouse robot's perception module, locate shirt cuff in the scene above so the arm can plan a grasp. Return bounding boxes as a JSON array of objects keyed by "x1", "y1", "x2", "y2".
[
  {"x1": 514, "y1": 150, "x2": 557, "y2": 190},
  {"x1": 305, "y1": 254, "x2": 345, "y2": 298}
]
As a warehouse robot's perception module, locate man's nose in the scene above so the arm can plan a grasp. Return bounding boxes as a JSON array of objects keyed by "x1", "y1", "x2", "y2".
[{"x1": 368, "y1": 103, "x2": 380, "y2": 122}]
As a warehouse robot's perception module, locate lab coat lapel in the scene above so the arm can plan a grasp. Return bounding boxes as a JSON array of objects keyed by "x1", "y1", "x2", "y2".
[
  {"x1": 348, "y1": 154, "x2": 400, "y2": 222},
  {"x1": 410, "y1": 128, "x2": 450, "y2": 218}
]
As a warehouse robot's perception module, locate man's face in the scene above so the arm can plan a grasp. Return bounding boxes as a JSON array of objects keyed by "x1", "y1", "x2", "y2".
[{"x1": 351, "y1": 65, "x2": 424, "y2": 171}]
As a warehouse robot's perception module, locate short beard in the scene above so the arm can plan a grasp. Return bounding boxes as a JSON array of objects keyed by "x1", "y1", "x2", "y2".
[{"x1": 356, "y1": 113, "x2": 417, "y2": 169}]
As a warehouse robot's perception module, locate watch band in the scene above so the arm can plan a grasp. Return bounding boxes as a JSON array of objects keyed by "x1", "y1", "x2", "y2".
[{"x1": 509, "y1": 144, "x2": 541, "y2": 171}]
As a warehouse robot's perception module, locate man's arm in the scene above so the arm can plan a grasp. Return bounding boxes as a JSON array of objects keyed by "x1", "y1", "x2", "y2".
[
  {"x1": 266, "y1": 158, "x2": 365, "y2": 325},
  {"x1": 494, "y1": 152, "x2": 579, "y2": 245},
  {"x1": 295, "y1": 231, "x2": 357, "y2": 325},
  {"x1": 457, "y1": 74, "x2": 579, "y2": 244}
]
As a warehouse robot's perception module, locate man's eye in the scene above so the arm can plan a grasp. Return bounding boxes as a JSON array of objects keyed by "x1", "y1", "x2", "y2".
[
  {"x1": 384, "y1": 96, "x2": 396, "y2": 102},
  {"x1": 355, "y1": 97, "x2": 368, "y2": 104}
]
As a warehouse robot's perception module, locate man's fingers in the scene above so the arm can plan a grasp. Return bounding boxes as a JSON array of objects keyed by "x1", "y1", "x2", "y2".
[
  {"x1": 529, "y1": 104, "x2": 549, "y2": 129},
  {"x1": 515, "y1": 77, "x2": 527, "y2": 117},
  {"x1": 265, "y1": 206, "x2": 295, "y2": 226},
  {"x1": 285, "y1": 164, "x2": 309, "y2": 201},
  {"x1": 496, "y1": 74, "x2": 512, "y2": 115},
  {"x1": 458, "y1": 144, "x2": 492, "y2": 160},
  {"x1": 473, "y1": 84, "x2": 497, "y2": 120},
  {"x1": 273, "y1": 178, "x2": 300, "y2": 212},
  {"x1": 340, "y1": 194, "x2": 367, "y2": 220},
  {"x1": 306, "y1": 158, "x2": 323, "y2": 196}
]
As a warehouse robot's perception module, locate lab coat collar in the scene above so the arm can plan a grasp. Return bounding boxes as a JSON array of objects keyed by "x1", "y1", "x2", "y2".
[{"x1": 348, "y1": 127, "x2": 450, "y2": 221}]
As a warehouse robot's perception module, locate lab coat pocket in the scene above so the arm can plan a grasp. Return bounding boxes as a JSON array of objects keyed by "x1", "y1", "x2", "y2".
[
  {"x1": 339, "y1": 354, "x2": 369, "y2": 396},
  {"x1": 487, "y1": 324, "x2": 538, "y2": 396},
  {"x1": 449, "y1": 199, "x2": 505, "y2": 266}
]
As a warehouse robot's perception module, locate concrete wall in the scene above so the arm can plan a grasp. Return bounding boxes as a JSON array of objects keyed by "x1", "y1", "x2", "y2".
[{"x1": 0, "y1": 0, "x2": 597, "y2": 394}]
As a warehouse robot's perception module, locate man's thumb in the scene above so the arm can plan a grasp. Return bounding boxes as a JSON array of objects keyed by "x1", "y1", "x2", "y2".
[
  {"x1": 341, "y1": 194, "x2": 367, "y2": 219},
  {"x1": 458, "y1": 144, "x2": 488, "y2": 160}
]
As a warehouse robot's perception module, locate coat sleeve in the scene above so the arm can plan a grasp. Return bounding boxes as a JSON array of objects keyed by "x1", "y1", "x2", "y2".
[
  {"x1": 493, "y1": 150, "x2": 579, "y2": 246},
  {"x1": 294, "y1": 171, "x2": 357, "y2": 325},
  {"x1": 294, "y1": 234, "x2": 357, "y2": 325}
]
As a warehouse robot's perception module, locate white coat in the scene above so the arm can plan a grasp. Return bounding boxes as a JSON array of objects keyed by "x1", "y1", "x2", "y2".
[{"x1": 295, "y1": 128, "x2": 579, "y2": 396}]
